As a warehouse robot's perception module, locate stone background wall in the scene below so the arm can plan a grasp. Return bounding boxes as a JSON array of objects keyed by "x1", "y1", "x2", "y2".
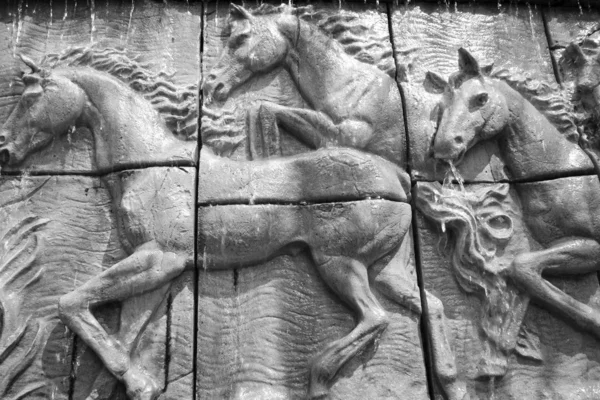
[{"x1": 0, "y1": 1, "x2": 599, "y2": 399}]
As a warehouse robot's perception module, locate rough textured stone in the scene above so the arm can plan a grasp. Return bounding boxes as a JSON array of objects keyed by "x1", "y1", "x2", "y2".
[
  {"x1": 390, "y1": 3, "x2": 575, "y2": 183},
  {"x1": 0, "y1": 0, "x2": 200, "y2": 173},
  {"x1": 414, "y1": 178, "x2": 600, "y2": 400}
]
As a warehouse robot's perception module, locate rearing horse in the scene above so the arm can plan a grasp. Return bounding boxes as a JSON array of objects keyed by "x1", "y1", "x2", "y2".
[
  {"x1": 0, "y1": 51, "x2": 465, "y2": 400},
  {"x1": 202, "y1": 4, "x2": 405, "y2": 165},
  {"x1": 427, "y1": 48, "x2": 600, "y2": 344}
]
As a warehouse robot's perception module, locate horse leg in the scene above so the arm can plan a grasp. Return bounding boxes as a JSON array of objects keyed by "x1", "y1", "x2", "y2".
[
  {"x1": 58, "y1": 242, "x2": 191, "y2": 400},
  {"x1": 371, "y1": 243, "x2": 467, "y2": 400},
  {"x1": 254, "y1": 102, "x2": 373, "y2": 151},
  {"x1": 308, "y1": 253, "x2": 389, "y2": 399},
  {"x1": 510, "y1": 237, "x2": 600, "y2": 338}
]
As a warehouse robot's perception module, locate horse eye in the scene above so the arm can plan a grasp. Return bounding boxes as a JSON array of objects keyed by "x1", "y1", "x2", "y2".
[
  {"x1": 474, "y1": 93, "x2": 489, "y2": 107},
  {"x1": 230, "y1": 33, "x2": 249, "y2": 48}
]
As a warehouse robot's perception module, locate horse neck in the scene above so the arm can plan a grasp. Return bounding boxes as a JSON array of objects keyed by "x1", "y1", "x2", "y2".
[
  {"x1": 280, "y1": 18, "x2": 350, "y2": 107},
  {"x1": 67, "y1": 70, "x2": 183, "y2": 170},
  {"x1": 496, "y1": 81, "x2": 590, "y2": 179}
]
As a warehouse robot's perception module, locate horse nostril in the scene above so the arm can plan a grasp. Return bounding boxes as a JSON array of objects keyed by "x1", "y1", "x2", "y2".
[
  {"x1": 0, "y1": 149, "x2": 9, "y2": 165},
  {"x1": 455, "y1": 136, "x2": 464, "y2": 144},
  {"x1": 0, "y1": 135, "x2": 5, "y2": 145},
  {"x1": 214, "y1": 83, "x2": 225, "y2": 94}
]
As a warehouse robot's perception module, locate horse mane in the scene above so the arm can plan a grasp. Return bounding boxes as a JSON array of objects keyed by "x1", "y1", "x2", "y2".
[
  {"x1": 416, "y1": 183, "x2": 519, "y2": 357},
  {"x1": 417, "y1": 184, "x2": 510, "y2": 297},
  {"x1": 489, "y1": 67, "x2": 580, "y2": 142},
  {"x1": 40, "y1": 46, "x2": 198, "y2": 141},
  {"x1": 249, "y1": 4, "x2": 396, "y2": 77}
]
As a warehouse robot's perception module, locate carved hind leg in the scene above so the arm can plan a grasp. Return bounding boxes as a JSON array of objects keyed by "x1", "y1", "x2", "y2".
[
  {"x1": 309, "y1": 253, "x2": 389, "y2": 399},
  {"x1": 371, "y1": 247, "x2": 467, "y2": 400},
  {"x1": 510, "y1": 238, "x2": 600, "y2": 338},
  {"x1": 510, "y1": 238, "x2": 600, "y2": 339},
  {"x1": 247, "y1": 102, "x2": 373, "y2": 158},
  {"x1": 58, "y1": 242, "x2": 191, "y2": 400}
]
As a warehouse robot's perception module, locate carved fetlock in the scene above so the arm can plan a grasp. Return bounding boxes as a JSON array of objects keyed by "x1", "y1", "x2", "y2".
[{"x1": 122, "y1": 366, "x2": 161, "y2": 400}]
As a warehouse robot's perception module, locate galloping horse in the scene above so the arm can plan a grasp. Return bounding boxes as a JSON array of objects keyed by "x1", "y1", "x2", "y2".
[
  {"x1": 202, "y1": 4, "x2": 405, "y2": 165},
  {"x1": 0, "y1": 50, "x2": 465, "y2": 400},
  {"x1": 427, "y1": 48, "x2": 600, "y2": 343}
]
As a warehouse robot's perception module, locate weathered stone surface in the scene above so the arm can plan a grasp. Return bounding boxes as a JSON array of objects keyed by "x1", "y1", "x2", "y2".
[
  {"x1": 0, "y1": 167, "x2": 195, "y2": 400},
  {"x1": 414, "y1": 177, "x2": 600, "y2": 399},
  {"x1": 0, "y1": 0, "x2": 200, "y2": 173},
  {"x1": 197, "y1": 201, "x2": 427, "y2": 400},
  {"x1": 197, "y1": 3, "x2": 428, "y2": 398},
  {"x1": 390, "y1": 3, "x2": 588, "y2": 183}
]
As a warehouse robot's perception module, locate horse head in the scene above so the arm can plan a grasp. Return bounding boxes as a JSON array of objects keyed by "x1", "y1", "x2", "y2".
[
  {"x1": 561, "y1": 38, "x2": 600, "y2": 113},
  {"x1": 202, "y1": 4, "x2": 294, "y2": 103},
  {"x1": 426, "y1": 48, "x2": 510, "y2": 164},
  {"x1": 0, "y1": 56, "x2": 86, "y2": 167}
]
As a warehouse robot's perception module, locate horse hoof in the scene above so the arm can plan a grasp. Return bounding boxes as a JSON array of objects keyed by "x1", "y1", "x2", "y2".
[
  {"x1": 308, "y1": 383, "x2": 329, "y2": 400},
  {"x1": 123, "y1": 367, "x2": 161, "y2": 400}
]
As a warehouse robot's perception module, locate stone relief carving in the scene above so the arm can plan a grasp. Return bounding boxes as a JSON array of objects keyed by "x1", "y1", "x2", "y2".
[
  {"x1": 0, "y1": 4, "x2": 462, "y2": 400},
  {"x1": 3, "y1": 2, "x2": 600, "y2": 400},
  {"x1": 415, "y1": 46, "x2": 600, "y2": 398},
  {"x1": 0, "y1": 213, "x2": 49, "y2": 399}
]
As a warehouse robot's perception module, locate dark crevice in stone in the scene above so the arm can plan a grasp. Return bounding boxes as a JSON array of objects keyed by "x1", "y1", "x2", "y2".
[
  {"x1": 541, "y1": 8, "x2": 564, "y2": 87},
  {"x1": 410, "y1": 193, "x2": 437, "y2": 400},
  {"x1": 67, "y1": 334, "x2": 78, "y2": 400},
  {"x1": 413, "y1": 167, "x2": 599, "y2": 185},
  {"x1": 197, "y1": 195, "x2": 409, "y2": 207},
  {"x1": 387, "y1": 3, "x2": 436, "y2": 398},
  {"x1": 0, "y1": 160, "x2": 197, "y2": 178},
  {"x1": 386, "y1": 2, "x2": 413, "y2": 181},
  {"x1": 192, "y1": 4, "x2": 205, "y2": 400},
  {"x1": 164, "y1": 293, "x2": 173, "y2": 393}
]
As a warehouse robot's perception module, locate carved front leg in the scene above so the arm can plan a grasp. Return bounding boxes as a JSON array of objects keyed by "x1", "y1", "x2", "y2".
[{"x1": 248, "y1": 102, "x2": 374, "y2": 158}]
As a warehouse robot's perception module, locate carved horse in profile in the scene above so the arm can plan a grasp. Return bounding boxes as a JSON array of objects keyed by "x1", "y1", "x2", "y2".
[
  {"x1": 0, "y1": 49, "x2": 465, "y2": 400},
  {"x1": 202, "y1": 4, "x2": 405, "y2": 165},
  {"x1": 427, "y1": 48, "x2": 600, "y2": 343}
]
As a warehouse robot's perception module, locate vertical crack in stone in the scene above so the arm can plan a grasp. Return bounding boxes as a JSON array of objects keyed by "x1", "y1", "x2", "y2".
[
  {"x1": 164, "y1": 293, "x2": 173, "y2": 391},
  {"x1": 386, "y1": 3, "x2": 435, "y2": 399},
  {"x1": 192, "y1": 3, "x2": 205, "y2": 400},
  {"x1": 541, "y1": 8, "x2": 564, "y2": 87}
]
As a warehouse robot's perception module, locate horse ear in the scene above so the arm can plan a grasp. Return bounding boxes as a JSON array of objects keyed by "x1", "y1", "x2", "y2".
[
  {"x1": 424, "y1": 71, "x2": 448, "y2": 94},
  {"x1": 18, "y1": 54, "x2": 41, "y2": 74},
  {"x1": 230, "y1": 4, "x2": 253, "y2": 21},
  {"x1": 562, "y1": 42, "x2": 586, "y2": 67},
  {"x1": 458, "y1": 48, "x2": 481, "y2": 76}
]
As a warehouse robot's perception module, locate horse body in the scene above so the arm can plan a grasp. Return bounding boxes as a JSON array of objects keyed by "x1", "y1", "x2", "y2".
[
  {"x1": 203, "y1": 6, "x2": 405, "y2": 165},
  {"x1": 429, "y1": 48, "x2": 600, "y2": 342}
]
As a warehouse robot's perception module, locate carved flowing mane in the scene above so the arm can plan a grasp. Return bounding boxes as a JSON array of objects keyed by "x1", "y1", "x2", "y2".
[
  {"x1": 40, "y1": 46, "x2": 198, "y2": 140},
  {"x1": 250, "y1": 4, "x2": 396, "y2": 77},
  {"x1": 490, "y1": 68, "x2": 579, "y2": 141},
  {"x1": 416, "y1": 183, "x2": 521, "y2": 354}
]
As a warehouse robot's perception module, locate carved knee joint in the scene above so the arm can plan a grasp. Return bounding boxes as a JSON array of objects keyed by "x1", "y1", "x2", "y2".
[{"x1": 58, "y1": 291, "x2": 87, "y2": 323}]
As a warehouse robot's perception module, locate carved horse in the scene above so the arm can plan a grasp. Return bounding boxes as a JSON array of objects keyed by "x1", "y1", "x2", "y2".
[
  {"x1": 427, "y1": 48, "x2": 600, "y2": 343},
  {"x1": 202, "y1": 4, "x2": 405, "y2": 165},
  {"x1": 0, "y1": 54, "x2": 465, "y2": 400}
]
